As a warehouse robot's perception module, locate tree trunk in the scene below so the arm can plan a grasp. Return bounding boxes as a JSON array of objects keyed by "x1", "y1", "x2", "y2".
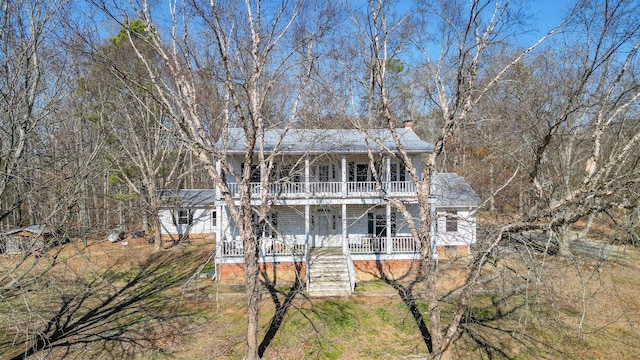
[
  {"x1": 557, "y1": 223, "x2": 574, "y2": 257},
  {"x1": 242, "y1": 218, "x2": 260, "y2": 359}
]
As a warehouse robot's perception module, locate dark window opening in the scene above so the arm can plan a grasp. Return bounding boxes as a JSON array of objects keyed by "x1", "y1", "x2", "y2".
[
  {"x1": 252, "y1": 212, "x2": 278, "y2": 238},
  {"x1": 176, "y1": 209, "x2": 194, "y2": 225},
  {"x1": 356, "y1": 164, "x2": 369, "y2": 182},
  {"x1": 446, "y1": 210, "x2": 458, "y2": 232},
  {"x1": 390, "y1": 163, "x2": 406, "y2": 181},
  {"x1": 368, "y1": 212, "x2": 394, "y2": 237},
  {"x1": 241, "y1": 163, "x2": 261, "y2": 183}
]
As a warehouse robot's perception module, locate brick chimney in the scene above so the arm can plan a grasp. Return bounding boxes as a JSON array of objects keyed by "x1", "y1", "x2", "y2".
[{"x1": 403, "y1": 120, "x2": 414, "y2": 130}]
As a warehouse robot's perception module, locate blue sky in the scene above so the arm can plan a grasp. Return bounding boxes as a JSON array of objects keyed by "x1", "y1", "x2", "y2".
[{"x1": 526, "y1": 0, "x2": 570, "y2": 40}]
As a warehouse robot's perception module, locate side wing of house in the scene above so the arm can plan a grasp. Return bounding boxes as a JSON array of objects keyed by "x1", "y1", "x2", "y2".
[
  {"x1": 435, "y1": 208, "x2": 477, "y2": 246},
  {"x1": 432, "y1": 173, "x2": 481, "y2": 247},
  {"x1": 158, "y1": 189, "x2": 218, "y2": 241}
]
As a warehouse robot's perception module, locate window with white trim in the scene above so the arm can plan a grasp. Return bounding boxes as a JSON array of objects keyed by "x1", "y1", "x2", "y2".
[
  {"x1": 175, "y1": 209, "x2": 193, "y2": 225},
  {"x1": 390, "y1": 163, "x2": 406, "y2": 181},
  {"x1": 252, "y1": 212, "x2": 278, "y2": 238},
  {"x1": 367, "y1": 211, "x2": 397, "y2": 237},
  {"x1": 446, "y1": 210, "x2": 458, "y2": 232}
]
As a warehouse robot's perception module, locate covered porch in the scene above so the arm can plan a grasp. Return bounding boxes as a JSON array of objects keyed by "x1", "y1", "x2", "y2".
[
  {"x1": 216, "y1": 203, "x2": 421, "y2": 261},
  {"x1": 218, "y1": 235, "x2": 419, "y2": 258}
]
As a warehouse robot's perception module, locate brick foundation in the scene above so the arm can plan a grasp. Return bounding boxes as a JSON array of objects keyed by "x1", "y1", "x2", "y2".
[
  {"x1": 217, "y1": 262, "x2": 305, "y2": 283},
  {"x1": 215, "y1": 245, "x2": 470, "y2": 284}
]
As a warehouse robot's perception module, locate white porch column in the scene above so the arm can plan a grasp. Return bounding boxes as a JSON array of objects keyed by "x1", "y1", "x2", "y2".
[
  {"x1": 342, "y1": 203, "x2": 347, "y2": 255},
  {"x1": 385, "y1": 156, "x2": 391, "y2": 191},
  {"x1": 215, "y1": 159, "x2": 222, "y2": 200},
  {"x1": 305, "y1": 204, "x2": 310, "y2": 248},
  {"x1": 341, "y1": 155, "x2": 347, "y2": 198},
  {"x1": 305, "y1": 155, "x2": 310, "y2": 197},
  {"x1": 428, "y1": 196, "x2": 438, "y2": 260},
  {"x1": 386, "y1": 203, "x2": 392, "y2": 254},
  {"x1": 215, "y1": 205, "x2": 223, "y2": 260},
  {"x1": 216, "y1": 204, "x2": 222, "y2": 243}
]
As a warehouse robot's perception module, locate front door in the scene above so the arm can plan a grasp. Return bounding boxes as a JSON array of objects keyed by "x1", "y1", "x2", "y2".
[{"x1": 312, "y1": 211, "x2": 341, "y2": 247}]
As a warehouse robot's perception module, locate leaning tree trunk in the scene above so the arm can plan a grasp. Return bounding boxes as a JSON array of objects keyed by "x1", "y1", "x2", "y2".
[{"x1": 556, "y1": 223, "x2": 574, "y2": 257}]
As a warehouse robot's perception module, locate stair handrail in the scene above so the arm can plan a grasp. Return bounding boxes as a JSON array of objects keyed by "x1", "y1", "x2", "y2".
[
  {"x1": 344, "y1": 246, "x2": 356, "y2": 293},
  {"x1": 305, "y1": 243, "x2": 310, "y2": 292}
]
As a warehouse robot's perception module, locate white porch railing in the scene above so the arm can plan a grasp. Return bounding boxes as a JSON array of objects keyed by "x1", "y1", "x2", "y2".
[
  {"x1": 221, "y1": 240, "x2": 244, "y2": 257},
  {"x1": 220, "y1": 238, "x2": 306, "y2": 257},
  {"x1": 348, "y1": 236, "x2": 386, "y2": 253},
  {"x1": 268, "y1": 182, "x2": 306, "y2": 196},
  {"x1": 385, "y1": 181, "x2": 415, "y2": 194},
  {"x1": 348, "y1": 236, "x2": 418, "y2": 254},
  {"x1": 309, "y1": 181, "x2": 342, "y2": 195},
  {"x1": 222, "y1": 236, "x2": 417, "y2": 258},
  {"x1": 392, "y1": 236, "x2": 419, "y2": 253},
  {"x1": 346, "y1": 181, "x2": 378, "y2": 193},
  {"x1": 224, "y1": 181, "x2": 415, "y2": 199}
]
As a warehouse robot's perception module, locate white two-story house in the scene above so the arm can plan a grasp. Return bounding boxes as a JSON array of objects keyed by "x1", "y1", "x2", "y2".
[{"x1": 158, "y1": 126, "x2": 480, "y2": 295}]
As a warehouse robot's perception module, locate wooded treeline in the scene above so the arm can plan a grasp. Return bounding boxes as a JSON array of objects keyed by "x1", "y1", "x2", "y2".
[{"x1": 2, "y1": 0, "x2": 638, "y2": 243}]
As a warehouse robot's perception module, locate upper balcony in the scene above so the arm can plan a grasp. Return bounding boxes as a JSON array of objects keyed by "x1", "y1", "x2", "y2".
[{"x1": 224, "y1": 180, "x2": 416, "y2": 199}]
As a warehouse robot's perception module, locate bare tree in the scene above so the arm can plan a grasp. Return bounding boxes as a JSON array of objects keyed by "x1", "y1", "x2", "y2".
[
  {"x1": 87, "y1": 0, "x2": 337, "y2": 357},
  {"x1": 78, "y1": 20, "x2": 186, "y2": 250},
  {"x1": 343, "y1": 0, "x2": 568, "y2": 358},
  {"x1": 349, "y1": 0, "x2": 640, "y2": 357}
]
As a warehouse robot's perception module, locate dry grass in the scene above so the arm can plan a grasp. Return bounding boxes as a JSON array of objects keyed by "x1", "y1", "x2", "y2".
[{"x1": 1, "y1": 236, "x2": 640, "y2": 359}]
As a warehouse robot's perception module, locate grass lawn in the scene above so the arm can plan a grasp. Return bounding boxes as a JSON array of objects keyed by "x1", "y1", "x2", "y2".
[{"x1": 1, "y1": 236, "x2": 640, "y2": 359}]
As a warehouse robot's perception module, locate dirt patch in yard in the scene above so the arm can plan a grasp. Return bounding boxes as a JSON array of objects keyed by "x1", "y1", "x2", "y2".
[{"x1": 3, "y1": 237, "x2": 640, "y2": 359}]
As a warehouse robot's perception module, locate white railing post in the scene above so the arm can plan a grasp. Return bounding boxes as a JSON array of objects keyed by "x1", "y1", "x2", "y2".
[
  {"x1": 305, "y1": 155, "x2": 310, "y2": 197},
  {"x1": 385, "y1": 156, "x2": 391, "y2": 193},
  {"x1": 342, "y1": 204, "x2": 347, "y2": 255},
  {"x1": 386, "y1": 204, "x2": 392, "y2": 254},
  {"x1": 341, "y1": 156, "x2": 347, "y2": 198},
  {"x1": 215, "y1": 160, "x2": 222, "y2": 200}
]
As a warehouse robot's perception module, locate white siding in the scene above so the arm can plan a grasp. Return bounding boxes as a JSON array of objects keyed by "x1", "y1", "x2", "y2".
[
  {"x1": 276, "y1": 206, "x2": 306, "y2": 245},
  {"x1": 344, "y1": 204, "x2": 419, "y2": 237},
  {"x1": 159, "y1": 208, "x2": 216, "y2": 236},
  {"x1": 434, "y1": 209, "x2": 476, "y2": 246}
]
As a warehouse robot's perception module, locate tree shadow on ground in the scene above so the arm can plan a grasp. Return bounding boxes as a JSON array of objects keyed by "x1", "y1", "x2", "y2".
[
  {"x1": 257, "y1": 261, "x2": 305, "y2": 358},
  {"x1": 0, "y1": 247, "x2": 209, "y2": 359},
  {"x1": 368, "y1": 255, "x2": 568, "y2": 359}
]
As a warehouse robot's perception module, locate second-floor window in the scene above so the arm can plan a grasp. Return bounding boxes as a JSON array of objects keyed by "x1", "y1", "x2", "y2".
[
  {"x1": 273, "y1": 163, "x2": 302, "y2": 183},
  {"x1": 356, "y1": 164, "x2": 369, "y2": 182},
  {"x1": 390, "y1": 163, "x2": 406, "y2": 181},
  {"x1": 241, "y1": 163, "x2": 261, "y2": 183},
  {"x1": 315, "y1": 164, "x2": 336, "y2": 182},
  {"x1": 348, "y1": 161, "x2": 396, "y2": 183}
]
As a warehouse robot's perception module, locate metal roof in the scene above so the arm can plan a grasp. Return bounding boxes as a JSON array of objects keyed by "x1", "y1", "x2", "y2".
[
  {"x1": 432, "y1": 173, "x2": 481, "y2": 207},
  {"x1": 160, "y1": 189, "x2": 217, "y2": 207},
  {"x1": 3, "y1": 225, "x2": 54, "y2": 236},
  {"x1": 216, "y1": 128, "x2": 434, "y2": 155}
]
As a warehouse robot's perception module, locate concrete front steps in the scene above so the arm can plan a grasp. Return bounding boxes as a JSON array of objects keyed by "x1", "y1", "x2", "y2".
[{"x1": 307, "y1": 247, "x2": 353, "y2": 297}]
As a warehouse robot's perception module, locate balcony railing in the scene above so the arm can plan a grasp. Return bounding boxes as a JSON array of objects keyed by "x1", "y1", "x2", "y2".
[{"x1": 224, "y1": 181, "x2": 415, "y2": 199}]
